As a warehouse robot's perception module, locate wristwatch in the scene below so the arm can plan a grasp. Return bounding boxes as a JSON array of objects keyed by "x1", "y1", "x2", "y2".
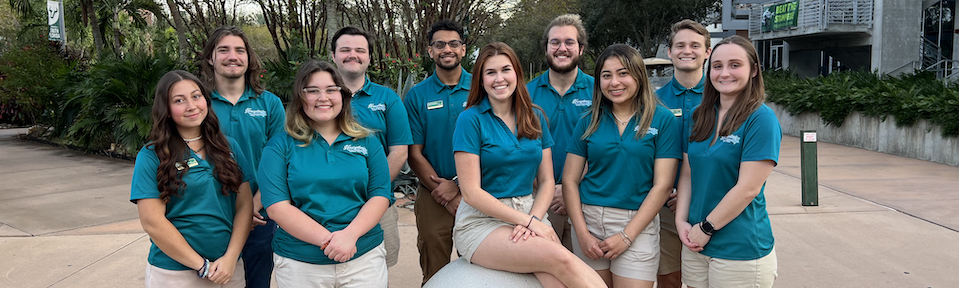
[
  {"x1": 451, "y1": 176, "x2": 459, "y2": 186},
  {"x1": 700, "y1": 220, "x2": 718, "y2": 236}
]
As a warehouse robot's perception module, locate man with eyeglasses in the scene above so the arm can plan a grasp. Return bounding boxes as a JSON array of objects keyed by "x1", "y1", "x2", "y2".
[
  {"x1": 403, "y1": 19, "x2": 471, "y2": 285},
  {"x1": 330, "y1": 26, "x2": 413, "y2": 270},
  {"x1": 526, "y1": 14, "x2": 595, "y2": 252},
  {"x1": 199, "y1": 25, "x2": 285, "y2": 288}
]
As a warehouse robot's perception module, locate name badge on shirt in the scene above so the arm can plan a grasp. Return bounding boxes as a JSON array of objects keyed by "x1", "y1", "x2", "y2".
[
  {"x1": 427, "y1": 100, "x2": 444, "y2": 110},
  {"x1": 186, "y1": 158, "x2": 199, "y2": 167},
  {"x1": 670, "y1": 108, "x2": 683, "y2": 117}
]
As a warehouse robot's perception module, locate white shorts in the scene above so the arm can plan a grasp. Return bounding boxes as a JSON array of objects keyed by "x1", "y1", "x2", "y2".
[
  {"x1": 681, "y1": 246, "x2": 778, "y2": 288},
  {"x1": 145, "y1": 259, "x2": 245, "y2": 288},
  {"x1": 273, "y1": 244, "x2": 388, "y2": 288},
  {"x1": 452, "y1": 194, "x2": 551, "y2": 263},
  {"x1": 571, "y1": 204, "x2": 660, "y2": 281}
]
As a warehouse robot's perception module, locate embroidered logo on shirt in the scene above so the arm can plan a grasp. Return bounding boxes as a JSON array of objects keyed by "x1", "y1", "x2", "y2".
[
  {"x1": 571, "y1": 99, "x2": 592, "y2": 107},
  {"x1": 368, "y1": 103, "x2": 386, "y2": 112},
  {"x1": 244, "y1": 108, "x2": 267, "y2": 117},
  {"x1": 719, "y1": 135, "x2": 741, "y2": 145},
  {"x1": 427, "y1": 100, "x2": 443, "y2": 110},
  {"x1": 462, "y1": 101, "x2": 467, "y2": 108},
  {"x1": 344, "y1": 144, "x2": 368, "y2": 155},
  {"x1": 636, "y1": 126, "x2": 659, "y2": 135}
]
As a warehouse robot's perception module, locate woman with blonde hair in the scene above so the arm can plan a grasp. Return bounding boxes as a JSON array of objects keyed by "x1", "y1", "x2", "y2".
[
  {"x1": 257, "y1": 60, "x2": 393, "y2": 287},
  {"x1": 452, "y1": 42, "x2": 606, "y2": 288},
  {"x1": 676, "y1": 35, "x2": 781, "y2": 288},
  {"x1": 563, "y1": 44, "x2": 681, "y2": 287}
]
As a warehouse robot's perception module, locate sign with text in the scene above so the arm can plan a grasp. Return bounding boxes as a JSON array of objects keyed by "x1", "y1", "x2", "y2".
[
  {"x1": 761, "y1": 1, "x2": 799, "y2": 32},
  {"x1": 47, "y1": 1, "x2": 65, "y2": 41}
]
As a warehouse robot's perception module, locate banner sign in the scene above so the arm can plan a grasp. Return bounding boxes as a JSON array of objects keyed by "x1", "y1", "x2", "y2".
[
  {"x1": 48, "y1": 1, "x2": 65, "y2": 41},
  {"x1": 761, "y1": 1, "x2": 799, "y2": 32}
]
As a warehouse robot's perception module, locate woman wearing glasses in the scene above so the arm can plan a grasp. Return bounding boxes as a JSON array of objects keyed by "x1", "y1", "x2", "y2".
[
  {"x1": 257, "y1": 60, "x2": 393, "y2": 287},
  {"x1": 451, "y1": 42, "x2": 606, "y2": 288}
]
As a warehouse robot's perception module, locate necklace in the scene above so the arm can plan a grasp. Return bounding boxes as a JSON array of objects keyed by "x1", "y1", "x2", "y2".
[
  {"x1": 612, "y1": 112, "x2": 632, "y2": 126},
  {"x1": 183, "y1": 135, "x2": 202, "y2": 142}
]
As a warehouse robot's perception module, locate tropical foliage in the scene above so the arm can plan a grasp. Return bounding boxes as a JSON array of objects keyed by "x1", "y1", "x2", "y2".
[{"x1": 765, "y1": 70, "x2": 959, "y2": 137}]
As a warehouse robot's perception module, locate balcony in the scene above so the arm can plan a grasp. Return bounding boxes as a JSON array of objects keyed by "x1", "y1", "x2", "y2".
[{"x1": 749, "y1": 0, "x2": 874, "y2": 41}]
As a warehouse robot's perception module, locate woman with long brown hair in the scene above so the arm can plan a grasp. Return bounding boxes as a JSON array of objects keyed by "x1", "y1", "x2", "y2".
[
  {"x1": 131, "y1": 70, "x2": 254, "y2": 287},
  {"x1": 451, "y1": 42, "x2": 606, "y2": 288},
  {"x1": 563, "y1": 44, "x2": 681, "y2": 287},
  {"x1": 675, "y1": 35, "x2": 781, "y2": 288}
]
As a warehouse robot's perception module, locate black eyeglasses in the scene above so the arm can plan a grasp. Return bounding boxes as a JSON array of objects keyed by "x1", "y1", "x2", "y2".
[{"x1": 430, "y1": 40, "x2": 463, "y2": 49}]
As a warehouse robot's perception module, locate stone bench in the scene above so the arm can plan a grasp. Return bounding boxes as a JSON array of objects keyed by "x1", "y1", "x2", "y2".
[{"x1": 423, "y1": 258, "x2": 543, "y2": 288}]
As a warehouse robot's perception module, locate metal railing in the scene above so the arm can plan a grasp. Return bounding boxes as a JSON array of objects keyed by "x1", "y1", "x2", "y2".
[{"x1": 750, "y1": 0, "x2": 874, "y2": 37}]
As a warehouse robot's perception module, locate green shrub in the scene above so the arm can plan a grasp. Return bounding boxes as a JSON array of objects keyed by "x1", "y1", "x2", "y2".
[
  {"x1": 62, "y1": 52, "x2": 184, "y2": 154},
  {"x1": 0, "y1": 41, "x2": 71, "y2": 126},
  {"x1": 765, "y1": 70, "x2": 959, "y2": 137}
]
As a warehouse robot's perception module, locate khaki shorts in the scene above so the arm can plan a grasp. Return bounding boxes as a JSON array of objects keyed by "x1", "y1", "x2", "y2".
[
  {"x1": 570, "y1": 204, "x2": 660, "y2": 281},
  {"x1": 452, "y1": 194, "x2": 550, "y2": 263},
  {"x1": 145, "y1": 259, "x2": 245, "y2": 288},
  {"x1": 273, "y1": 244, "x2": 388, "y2": 288},
  {"x1": 681, "y1": 246, "x2": 777, "y2": 288},
  {"x1": 658, "y1": 205, "x2": 683, "y2": 275}
]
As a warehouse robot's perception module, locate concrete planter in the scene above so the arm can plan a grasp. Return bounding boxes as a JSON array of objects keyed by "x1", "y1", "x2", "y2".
[{"x1": 768, "y1": 102, "x2": 959, "y2": 167}]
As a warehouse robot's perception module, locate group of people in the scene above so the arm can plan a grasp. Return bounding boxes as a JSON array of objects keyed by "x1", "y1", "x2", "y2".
[{"x1": 130, "y1": 13, "x2": 781, "y2": 288}]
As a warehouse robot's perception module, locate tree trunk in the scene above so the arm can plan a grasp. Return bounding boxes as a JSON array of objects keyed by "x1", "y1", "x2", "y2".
[
  {"x1": 165, "y1": 0, "x2": 190, "y2": 63},
  {"x1": 84, "y1": 0, "x2": 105, "y2": 56}
]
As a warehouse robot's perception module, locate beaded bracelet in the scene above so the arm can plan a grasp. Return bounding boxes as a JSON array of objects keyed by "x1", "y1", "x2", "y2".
[{"x1": 196, "y1": 258, "x2": 210, "y2": 278}]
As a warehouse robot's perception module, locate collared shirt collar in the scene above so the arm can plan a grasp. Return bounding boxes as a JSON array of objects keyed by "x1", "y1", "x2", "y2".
[
  {"x1": 353, "y1": 76, "x2": 375, "y2": 98},
  {"x1": 430, "y1": 67, "x2": 471, "y2": 93},
  {"x1": 211, "y1": 86, "x2": 256, "y2": 103},
  {"x1": 535, "y1": 68, "x2": 591, "y2": 90},
  {"x1": 475, "y1": 97, "x2": 493, "y2": 113},
  {"x1": 667, "y1": 73, "x2": 705, "y2": 96}
]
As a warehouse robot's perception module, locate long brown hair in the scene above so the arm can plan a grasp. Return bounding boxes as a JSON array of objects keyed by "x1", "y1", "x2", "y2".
[
  {"x1": 690, "y1": 35, "x2": 765, "y2": 142},
  {"x1": 466, "y1": 42, "x2": 542, "y2": 140},
  {"x1": 286, "y1": 60, "x2": 371, "y2": 146},
  {"x1": 149, "y1": 70, "x2": 244, "y2": 203},
  {"x1": 584, "y1": 44, "x2": 660, "y2": 139},
  {"x1": 199, "y1": 26, "x2": 264, "y2": 95}
]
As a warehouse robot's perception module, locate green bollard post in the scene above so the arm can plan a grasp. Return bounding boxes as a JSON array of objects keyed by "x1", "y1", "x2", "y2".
[{"x1": 800, "y1": 130, "x2": 818, "y2": 206}]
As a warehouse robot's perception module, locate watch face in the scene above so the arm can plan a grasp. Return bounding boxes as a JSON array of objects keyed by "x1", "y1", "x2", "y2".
[{"x1": 702, "y1": 221, "x2": 715, "y2": 233}]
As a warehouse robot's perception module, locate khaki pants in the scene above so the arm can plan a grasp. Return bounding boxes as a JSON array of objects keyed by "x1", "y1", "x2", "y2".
[
  {"x1": 379, "y1": 204, "x2": 400, "y2": 267},
  {"x1": 414, "y1": 183, "x2": 455, "y2": 285},
  {"x1": 658, "y1": 206, "x2": 683, "y2": 275},
  {"x1": 547, "y1": 211, "x2": 574, "y2": 251}
]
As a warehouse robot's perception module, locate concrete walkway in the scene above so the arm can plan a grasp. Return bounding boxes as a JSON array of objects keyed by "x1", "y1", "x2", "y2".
[{"x1": 1, "y1": 127, "x2": 957, "y2": 287}]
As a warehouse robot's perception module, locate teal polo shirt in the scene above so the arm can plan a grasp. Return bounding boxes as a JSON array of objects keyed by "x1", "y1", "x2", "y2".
[
  {"x1": 210, "y1": 87, "x2": 285, "y2": 195},
  {"x1": 403, "y1": 69, "x2": 472, "y2": 179},
  {"x1": 452, "y1": 98, "x2": 554, "y2": 199},
  {"x1": 527, "y1": 69, "x2": 594, "y2": 183},
  {"x1": 257, "y1": 132, "x2": 394, "y2": 265},
  {"x1": 686, "y1": 103, "x2": 781, "y2": 260},
  {"x1": 567, "y1": 106, "x2": 681, "y2": 210},
  {"x1": 130, "y1": 138, "x2": 254, "y2": 270},
  {"x1": 351, "y1": 77, "x2": 413, "y2": 154},
  {"x1": 655, "y1": 75, "x2": 704, "y2": 143}
]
